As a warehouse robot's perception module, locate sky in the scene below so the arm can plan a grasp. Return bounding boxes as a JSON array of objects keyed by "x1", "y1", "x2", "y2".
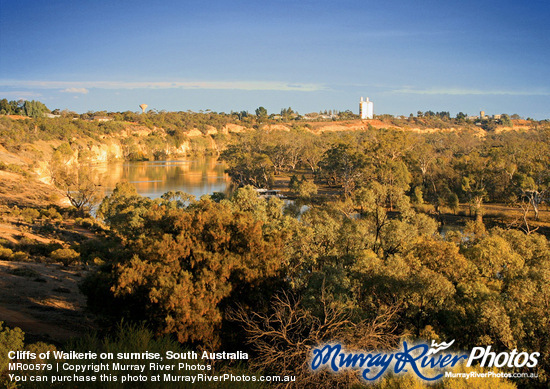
[{"x1": 1, "y1": 0, "x2": 549, "y2": 118}]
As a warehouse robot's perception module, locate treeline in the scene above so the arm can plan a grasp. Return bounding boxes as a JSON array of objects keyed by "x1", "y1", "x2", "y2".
[
  {"x1": 0, "y1": 99, "x2": 50, "y2": 118},
  {"x1": 0, "y1": 116, "x2": 126, "y2": 146},
  {"x1": 4, "y1": 98, "x2": 539, "y2": 132}
]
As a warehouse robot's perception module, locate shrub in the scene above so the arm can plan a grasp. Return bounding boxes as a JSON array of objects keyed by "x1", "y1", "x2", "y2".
[
  {"x1": 289, "y1": 174, "x2": 300, "y2": 191},
  {"x1": 10, "y1": 207, "x2": 21, "y2": 218},
  {"x1": 25, "y1": 342, "x2": 57, "y2": 363},
  {"x1": 50, "y1": 248, "x2": 80, "y2": 266},
  {"x1": 0, "y1": 322, "x2": 24, "y2": 373},
  {"x1": 20, "y1": 208, "x2": 40, "y2": 223},
  {"x1": 0, "y1": 162, "x2": 29, "y2": 177},
  {"x1": 41, "y1": 207, "x2": 62, "y2": 220},
  {"x1": 75, "y1": 217, "x2": 96, "y2": 228},
  {"x1": 0, "y1": 247, "x2": 13, "y2": 260},
  {"x1": 11, "y1": 251, "x2": 29, "y2": 261}
]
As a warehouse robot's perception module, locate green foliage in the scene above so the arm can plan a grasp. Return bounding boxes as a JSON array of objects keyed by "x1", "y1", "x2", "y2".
[
  {"x1": 97, "y1": 182, "x2": 153, "y2": 237},
  {"x1": 500, "y1": 114, "x2": 513, "y2": 127},
  {"x1": 22, "y1": 100, "x2": 50, "y2": 118},
  {"x1": 0, "y1": 322, "x2": 24, "y2": 374},
  {"x1": 91, "y1": 188, "x2": 287, "y2": 347},
  {"x1": 0, "y1": 162, "x2": 30, "y2": 176},
  {"x1": 411, "y1": 186, "x2": 423, "y2": 205},
  {"x1": 255, "y1": 106, "x2": 268, "y2": 122},
  {"x1": 296, "y1": 179, "x2": 318, "y2": 199},
  {"x1": 50, "y1": 248, "x2": 80, "y2": 266},
  {"x1": 320, "y1": 143, "x2": 366, "y2": 197},
  {"x1": 0, "y1": 99, "x2": 49, "y2": 117},
  {"x1": 446, "y1": 192, "x2": 459, "y2": 213},
  {"x1": 289, "y1": 174, "x2": 300, "y2": 191},
  {"x1": 10, "y1": 251, "x2": 29, "y2": 261},
  {"x1": 20, "y1": 208, "x2": 40, "y2": 223},
  {"x1": 41, "y1": 207, "x2": 62, "y2": 220},
  {"x1": 84, "y1": 176, "x2": 550, "y2": 384},
  {"x1": 0, "y1": 246, "x2": 13, "y2": 259},
  {"x1": 220, "y1": 143, "x2": 275, "y2": 188}
]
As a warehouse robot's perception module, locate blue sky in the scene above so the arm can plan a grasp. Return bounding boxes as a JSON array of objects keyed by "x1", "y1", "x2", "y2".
[{"x1": 1, "y1": 0, "x2": 549, "y2": 118}]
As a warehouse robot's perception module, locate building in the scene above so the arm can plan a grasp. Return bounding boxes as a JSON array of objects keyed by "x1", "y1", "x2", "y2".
[
  {"x1": 93, "y1": 116, "x2": 112, "y2": 122},
  {"x1": 359, "y1": 97, "x2": 374, "y2": 119}
]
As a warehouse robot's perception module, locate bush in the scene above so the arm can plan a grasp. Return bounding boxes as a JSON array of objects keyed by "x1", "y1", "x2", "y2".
[
  {"x1": 25, "y1": 342, "x2": 57, "y2": 363},
  {"x1": 75, "y1": 217, "x2": 96, "y2": 228},
  {"x1": 41, "y1": 207, "x2": 62, "y2": 220},
  {"x1": 20, "y1": 208, "x2": 40, "y2": 223},
  {"x1": 50, "y1": 248, "x2": 80, "y2": 266},
  {"x1": 11, "y1": 251, "x2": 29, "y2": 261},
  {"x1": 1, "y1": 324, "x2": 58, "y2": 388},
  {"x1": 0, "y1": 321, "x2": 24, "y2": 373},
  {"x1": 289, "y1": 174, "x2": 300, "y2": 191},
  {"x1": 9, "y1": 207, "x2": 20, "y2": 218},
  {"x1": 0, "y1": 247, "x2": 13, "y2": 260},
  {"x1": 0, "y1": 162, "x2": 29, "y2": 177}
]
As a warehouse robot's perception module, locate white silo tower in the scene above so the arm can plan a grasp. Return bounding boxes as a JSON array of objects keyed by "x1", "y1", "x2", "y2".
[{"x1": 359, "y1": 97, "x2": 374, "y2": 119}]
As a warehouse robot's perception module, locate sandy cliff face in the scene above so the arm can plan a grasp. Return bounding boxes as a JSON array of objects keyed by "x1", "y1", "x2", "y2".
[
  {"x1": 33, "y1": 141, "x2": 125, "y2": 184},
  {"x1": 30, "y1": 133, "x2": 195, "y2": 184},
  {"x1": 88, "y1": 142, "x2": 124, "y2": 163}
]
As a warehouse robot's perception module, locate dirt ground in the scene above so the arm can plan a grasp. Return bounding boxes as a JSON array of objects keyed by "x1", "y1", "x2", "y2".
[
  {"x1": 0, "y1": 171, "x2": 63, "y2": 208},
  {"x1": 0, "y1": 172, "x2": 97, "y2": 342},
  {"x1": 0, "y1": 260, "x2": 94, "y2": 342}
]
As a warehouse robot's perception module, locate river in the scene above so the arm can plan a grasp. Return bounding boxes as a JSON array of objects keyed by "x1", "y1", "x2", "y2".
[{"x1": 90, "y1": 158, "x2": 231, "y2": 200}]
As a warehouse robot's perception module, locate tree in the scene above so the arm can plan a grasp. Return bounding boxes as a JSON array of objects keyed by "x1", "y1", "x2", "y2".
[
  {"x1": 229, "y1": 292, "x2": 400, "y2": 388},
  {"x1": 255, "y1": 106, "x2": 268, "y2": 122},
  {"x1": 480, "y1": 119, "x2": 497, "y2": 131},
  {"x1": 296, "y1": 179, "x2": 318, "y2": 200},
  {"x1": 0, "y1": 99, "x2": 10, "y2": 114},
  {"x1": 456, "y1": 112, "x2": 467, "y2": 121},
  {"x1": 500, "y1": 114, "x2": 512, "y2": 127},
  {"x1": 280, "y1": 107, "x2": 295, "y2": 120},
  {"x1": 97, "y1": 182, "x2": 153, "y2": 238},
  {"x1": 319, "y1": 144, "x2": 366, "y2": 197},
  {"x1": 411, "y1": 186, "x2": 424, "y2": 205},
  {"x1": 301, "y1": 134, "x2": 327, "y2": 173},
  {"x1": 95, "y1": 193, "x2": 287, "y2": 347},
  {"x1": 456, "y1": 151, "x2": 492, "y2": 222},
  {"x1": 220, "y1": 144, "x2": 274, "y2": 188},
  {"x1": 446, "y1": 192, "x2": 460, "y2": 214},
  {"x1": 49, "y1": 144, "x2": 101, "y2": 215},
  {"x1": 22, "y1": 100, "x2": 50, "y2": 118},
  {"x1": 0, "y1": 321, "x2": 24, "y2": 374}
]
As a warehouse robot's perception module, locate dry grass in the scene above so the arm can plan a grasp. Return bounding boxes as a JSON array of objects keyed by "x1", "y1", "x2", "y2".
[{"x1": 0, "y1": 171, "x2": 63, "y2": 208}]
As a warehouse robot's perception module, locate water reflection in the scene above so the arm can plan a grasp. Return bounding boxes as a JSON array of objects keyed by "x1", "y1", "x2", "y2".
[{"x1": 91, "y1": 158, "x2": 230, "y2": 199}]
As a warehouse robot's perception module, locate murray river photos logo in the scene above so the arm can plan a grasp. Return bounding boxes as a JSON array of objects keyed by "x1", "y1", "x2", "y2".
[{"x1": 310, "y1": 340, "x2": 540, "y2": 382}]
